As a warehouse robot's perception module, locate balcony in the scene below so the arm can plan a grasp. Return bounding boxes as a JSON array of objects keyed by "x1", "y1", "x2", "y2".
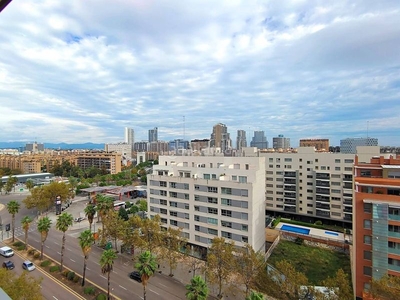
[
  {"x1": 284, "y1": 199, "x2": 296, "y2": 205},
  {"x1": 316, "y1": 180, "x2": 330, "y2": 188},
  {"x1": 344, "y1": 214, "x2": 352, "y2": 221},
  {"x1": 316, "y1": 195, "x2": 330, "y2": 203},
  {"x1": 284, "y1": 171, "x2": 297, "y2": 178},
  {"x1": 316, "y1": 203, "x2": 330, "y2": 210},
  {"x1": 284, "y1": 178, "x2": 296, "y2": 185},
  {"x1": 284, "y1": 206, "x2": 296, "y2": 213},
  {"x1": 389, "y1": 247, "x2": 400, "y2": 256},
  {"x1": 284, "y1": 192, "x2": 296, "y2": 199},
  {"x1": 316, "y1": 210, "x2": 330, "y2": 218},
  {"x1": 284, "y1": 185, "x2": 296, "y2": 192},
  {"x1": 389, "y1": 214, "x2": 400, "y2": 221},
  {"x1": 389, "y1": 231, "x2": 400, "y2": 239},
  {"x1": 343, "y1": 207, "x2": 353, "y2": 213},
  {"x1": 343, "y1": 183, "x2": 353, "y2": 189},
  {"x1": 316, "y1": 173, "x2": 330, "y2": 180},
  {"x1": 316, "y1": 188, "x2": 330, "y2": 195},
  {"x1": 343, "y1": 176, "x2": 353, "y2": 182},
  {"x1": 343, "y1": 200, "x2": 352, "y2": 206},
  {"x1": 343, "y1": 193, "x2": 352, "y2": 199}
]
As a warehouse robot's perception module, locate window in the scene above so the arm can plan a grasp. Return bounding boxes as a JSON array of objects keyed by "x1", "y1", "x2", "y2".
[
  {"x1": 195, "y1": 206, "x2": 200, "y2": 211},
  {"x1": 183, "y1": 183, "x2": 189, "y2": 190},
  {"x1": 284, "y1": 158, "x2": 292, "y2": 162},
  {"x1": 364, "y1": 235, "x2": 372, "y2": 244},
  {"x1": 364, "y1": 219, "x2": 371, "y2": 229},
  {"x1": 241, "y1": 201, "x2": 248, "y2": 209},
  {"x1": 389, "y1": 208, "x2": 400, "y2": 215},
  {"x1": 239, "y1": 176, "x2": 247, "y2": 183},
  {"x1": 241, "y1": 189, "x2": 248, "y2": 197},
  {"x1": 208, "y1": 187, "x2": 218, "y2": 193},
  {"x1": 194, "y1": 195, "x2": 200, "y2": 201},
  {"x1": 208, "y1": 207, "x2": 218, "y2": 214},
  {"x1": 221, "y1": 187, "x2": 232, "y2": 194},
  {"x1": 184, "y1": 213, "x2": 189, "y2": 219},
  {"x1": 345, "y1": 159, "x2": 354, "y2": 163},
  {"x1": 331, "y1": 182, "x2": 340, "y2": 186},
  {"x1": 221, "y1": 231, "x2": 232, "y2": 239},
  {"x1": 331, "y1": 189, "x2": 341, "y2": 193},
  {"x1": 221, "y1": 221, "x2": 232, "y2": 228},
  {"x1": 208, "y1": 197, "x2": 218, "y2": 204},
  {"x1": 335, "y1": 159, "x2": 340, "y2": 163},
  {"x1": 195, "y1": 185, "x2": 200, "y2": 190},
  {"x1": 345, "y1": 167, "x2": 352, "y2": 171},
  {"x1": 170, "y1": 182, "x2": 177, "y2": 188},
  {"x1": 169, "y1": 192, "x2": 177, "y2": 198},
  {"x1": 242, "y1": 224, "x2": 248, "y2": 231},
  {"x1": 208, "y1": 228, "x2": 218, "y2": 235},
  {"x1": 184, "y1": 194, "x2": 189, "y2": 200},
  {"x1": 160, "y1": 181, "x2": 167, "y2": 187},
  {"x1": 363, "y1": 266, "x2": 372, "y2": 276},
  {"x1": 221, "y1": 198, "x2": 232, "y2": 206},
  {"x1": 208, "y1": 218, "x2": 218, "y2": 225},
  {"x1": 160, "y1": 190, "x2": 167, "y2": 196},
  {"x1": 364, "y1": 250, "x2": 372, "y2": 260},
  {"x1": 204, "y1": 174, "x2": 211, "y2": 180},
  {"x1": 184, "y1": 203, "x2": 189, "y2": 210},
  {"x1": 221, "y1": 209, "x2": 232, "y2": 217},
  {"x1": 212, "y1": 174, "x2": 217, "y2": 180},
  {"x1": 170, "y1": 220, "x2": 178, "y2": 226},
  {"x1": 335, "y1": 167, "x2": 341, "y2": 171},
  {"x1": 245, "y1": 164, "x2": 249, "y2": 170},
  {"x1": 194, "y1": 215, "x2": 200, "y2": 221},
  {"x1": 170, "y1": 201, "x2": 177, "y2": 207},
  {"x1": 160, "y1": 208, "x2": 167, "y2": 215},
  {"x1": 364, "y1": 203, "x2": 372, "y2": 213},
  {"x1": 269, "y1": 158, "x2": 273, "y2": 162},
  {"x1": 232, "y1": 175, "x2": 237, "y2": 181},
  {"x1": 170, "y1": 211, "x2": 177, "y2": 217},
  {"x1": 241, "y1": 213, "x2": 248, "y2": 220},
  {"x1": 195, "y1": 225, "x2": 200, "y2": 231},
  {"x1": 161, "y1": 218, "x2": 167, "y2": 224},
  {"x1": 242, "y1": 236, "x2": 248, "y2": 243},
  {"x1": 160, "y1": 199, "x2": 167, "y2": 206}
]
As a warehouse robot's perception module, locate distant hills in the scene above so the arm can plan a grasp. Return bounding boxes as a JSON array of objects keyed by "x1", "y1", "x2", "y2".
[{"x1": 0, "y1": 142, "x2": 105, "y2": 150}]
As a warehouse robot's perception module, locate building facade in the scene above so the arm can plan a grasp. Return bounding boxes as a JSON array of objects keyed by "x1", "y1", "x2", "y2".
[
  {"x1": 148, "y1": 156, "x2": 266, "y2": 255},
  {"x1": 149, "y1": 127, "x2": 158, "y2": 143},
  {"x1": 191, "y1": 139, "x2": 210, "y2": 152},
  {"x1": 236, "y1": 130, "x2": 247, "y2": 151},
  {"x1": 169, "y1": 139, "x2": 190, "y2": 154},
  {"x1": 25, "y1": 142, "x2": 44, "y2": 152},
  {"x1": 105, "y1": 142, "x2": 132, "y2": 162},
  {"x1": 299, "y1": 139, "x2": 329, "y2": 151},
  {"x1": 210, "y1": 123, "x2": 232, "y2": 152},
  {"x1": 134, "y1": 141, "x2": 149, "y2": 152},
  {"x1": 148, "y1": 141, "x2": 169, "y2": 154},
  {"x1": 340, "y1": 138, "x2": 378, "y2": 154},
  {"x1": 272, "y1": 134, "x2": 290, "y2": 149},
  {"x1": 353, "y1": 155, "x2": 400, "y2": 299},
  {"x1": 124, "y1": 127, "x2": 135, "y2": 150},
  {"x1": 250, "y1": 131, "x2": 268, "y2": 149}
]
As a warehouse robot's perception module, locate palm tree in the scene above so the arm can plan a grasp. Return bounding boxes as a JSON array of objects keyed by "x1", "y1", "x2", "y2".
[
  {"x1": 21, "y1": 216, "x2": 33, "y2": 250},
  {"x1": 95, "y1": 194, "x2": 113, "y2": 244},
  {"x1": 37, "y1": 216, "x2": 52, "y2": 260},
  {"x1": 245, "y1": 291, "x2": 265, "y2": 300},
  {"x1": 7, "y1": 200, "x2": 20, "y2": 242},
  {"x1": 25, "y1": 180, "x2": 34, "y2": 191},
  {"x1": 100, "y1": 249, "x2": 117, "y2": 300},
  {"x1": 185, "y1": 275, "x2": 209, "y2": 300},
  {"x1": 84, "y1": 203, "x2": 96, "y2": 232},
  {"x1": 55, "y1": 212, "x2": 73, "y2": 272},
  {"x1": 78, "y1": 229, "x2": 95, "y2": 286},
  {"x1": 135, "y1": 250, "x2": 158, "y2": 300}
]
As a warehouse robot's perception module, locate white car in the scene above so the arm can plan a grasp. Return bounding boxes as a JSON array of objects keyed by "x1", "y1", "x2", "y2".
[{"x1": 22, "y1": 260, "x2": 35, "y2": 271}]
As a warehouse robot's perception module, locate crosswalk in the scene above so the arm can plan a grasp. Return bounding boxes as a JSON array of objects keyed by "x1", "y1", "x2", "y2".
[{"x1": 12, "y1": 222, "x2": 38, "y2": 238}]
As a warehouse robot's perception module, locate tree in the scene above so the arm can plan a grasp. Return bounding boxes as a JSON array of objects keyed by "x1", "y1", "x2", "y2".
[
  {"x1": 6, "y1": 200, "x2": 20, "y2": 242},
  {"x1": 55, "y1": 212, "x2": 73, "y2": 272},
  {"x1": 186, "y1": 275, "x2": 209, "y2": 300},
  {"x1": 184, "y1": 246, "x2": 205, "y2": 278},
  {"x1": 0, "y1": 181, "x2": 4, "y2": 194},
  {"x1": 0, "y1": 268, "x2": 42, "y2": 300},
  {"x1": 321, "y1": 268, "x2": 352, "y2": 300},
  {"x1": 95, "y1": 194, "x2": 114, "y2": 242},
  {"x1": 37, "y1": 217, "x2": 52, "y2": 260},
  {"x1": 246, "y1": 290, "x2": 265, "y2": 300},
  {"x1": 160, "y1": 226, "x2": 185, "y2": 276},
  {"x1": 25, "y1": 179, "x2": 34, "y2": 191},
  {"x1": 100, "y1": 249, "x2": 117, "y2": 300},
  {"x1": 136, "y1": 199, "x2": 148, "y2": 212},
  {"x1": 235, "y1": 244, "x2": 267, "y2": 297},
  {"x1": 138, "y1": 215, "x2": 163, "y2": 254},
  {"x1": 102, "y1": 211, "x2": 125, "y2": 251},
  {"x1": 367, "y1": 273, "x2": 400, "y2": 300},
  {"x1": 78, "y1": 229, "x2": 95, "y2": 287},
  {"x1": 84, "y1": 203, "x2": 96, "y2": 232},
  {"x1": 118, "y1": 206, "x2": 129, "y2": 221},
  {"x1": 135, "y1": 250, "x2": 158, "y2": 300},
  {"x1": 206, "y1": 237, "x2": 235, "y2": 298},
  {"x1": 23, "y1": 186, "x2": 48, "y2": 214},
  {"x1": 21, "y1": 216, "x2": 33, "y2": 250}
]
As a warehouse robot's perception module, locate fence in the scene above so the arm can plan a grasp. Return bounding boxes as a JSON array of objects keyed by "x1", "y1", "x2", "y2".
[{"x1": 264, "y1": 234, "x2": 280, "y2": 260}]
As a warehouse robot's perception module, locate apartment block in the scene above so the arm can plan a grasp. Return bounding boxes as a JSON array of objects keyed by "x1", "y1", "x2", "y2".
[
  {"x1": 340, "y1": 138, "x2": 378, "y2": 154},
  {"x1": 74, "y1": 152, "x2": 121, "y2": 174},
  {"x1": 257, "y1": 147, "x2": 380, "y2": 225},
  {"x1": 148, "y1": 156, "x2": 266, "y2": 255},
  {"x1": 299, "y1": 139, "x2": 329, "y2": 151},
  {"x1": 353, "y1": 155, "x2": 400, "y2": 299},
  {"x1": 105, "y1": 143, "x2": 132, "y2": 160}
]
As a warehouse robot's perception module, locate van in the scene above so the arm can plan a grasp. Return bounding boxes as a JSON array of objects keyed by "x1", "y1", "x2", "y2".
[{"x1": 0, "y1": 246, "x2": 14, "y2": 257}]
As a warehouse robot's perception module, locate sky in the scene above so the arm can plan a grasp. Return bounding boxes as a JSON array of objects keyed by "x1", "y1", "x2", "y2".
[{"x1": 0, "y1": 0, "x2": 399, "y2": 147}]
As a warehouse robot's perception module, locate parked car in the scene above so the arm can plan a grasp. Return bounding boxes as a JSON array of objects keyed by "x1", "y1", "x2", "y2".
[
  {"x1": 0, "y1": 246, "x2": 14, "y2": 257},
  {"x1": 74, "y1": 217, "x2": 85, "y2": 222},
  {"x1": 22, "y1": 260, "x2": 35, "y2": 271},
  {"x1": 129, "y1": 271, "x2": 142, "y2": 282},
  {"x1": 2, "y1": 260, "x2": 15, "y2": 270}
]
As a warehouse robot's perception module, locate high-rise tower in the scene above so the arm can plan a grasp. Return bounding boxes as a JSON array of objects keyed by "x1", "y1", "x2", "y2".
[
  {"x1": 124, "y1": 127, "x2": 134, "y2": 150},
  {"x1": 210, "y1": 123, "x2": 232, "y2": 151},
  {"x1": 250, "y1": 131, "x2": 268, "y2": 149},
  {"x1": 148, "y1": 127, "x2": 158, "y2": 143},
  {"x1": 236, "y1": 130, "x2": 247, "y2": 150}
]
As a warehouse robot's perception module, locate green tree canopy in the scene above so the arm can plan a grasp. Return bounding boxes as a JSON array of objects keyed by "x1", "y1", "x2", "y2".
[
  {"x1": 135, "y1": 250, "x2": 158, "y2": 300},
  {"x1": 7, "y1": 200, "x2": 20, "y2": 242},
  {"x1": 186, "y1": 275, "x2": 209, "y2": 300}
]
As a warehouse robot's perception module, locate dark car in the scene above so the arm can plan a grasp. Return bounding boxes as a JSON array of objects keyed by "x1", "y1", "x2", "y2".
[
  {"x1": 2, "y1": 260, "x2": 15, "y2": 270},
  {"x1": 129, "y1": 271, "x2": 142, "y2": 282}
]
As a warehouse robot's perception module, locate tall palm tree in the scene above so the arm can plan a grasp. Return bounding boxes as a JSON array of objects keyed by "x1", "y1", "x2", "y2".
[
  {"x1": 55, "y1": 212, "x2": 73, "y2": 272},
  {"x1": 37, "y1": 216, "x2": 52, "y2": 260},
  {"x1": 25, "y1": 180, "x2": 34, "y2": 191},
  {"x1": 185, "y1": 275, "x2": 209, "y2": 300},
  {"x1": 7, "y1": 200, "x2": 20, "y2": 242},
  {"x1": 78, "y1": 229, "x2": 95, "y2": 286},
  {"x1": 84, "y1": 203, "x2": 96, "y2": 232},
  {"x1": 21, "y1": 216, "x2": 33, "y2": 250},
  {"x1": 245, "y1": 290, "x2": 265, "y2": 300},
  {"x1": 95, "y1": 194, "x2": 113, "y2": 244},
  {"x1": 135, "y1": 250, "x2": 158, "y2": 300},
  {"x1": 100, "y1": 249, "x2": 117, "y2": 300}
]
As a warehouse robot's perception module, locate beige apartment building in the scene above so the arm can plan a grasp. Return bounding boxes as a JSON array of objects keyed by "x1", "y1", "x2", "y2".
[
  {"x1": 299, "y1": 139, "x2": 329, "y2": 151},
  {"x1": 148, "y1": 155, "x2": 266, "y2": 255}
]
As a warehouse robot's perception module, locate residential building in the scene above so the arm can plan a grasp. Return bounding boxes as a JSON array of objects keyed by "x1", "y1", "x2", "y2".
[
  {"x1": 169, "y1": 139, "x2": 190, "y2": 154},
  {"x1": 105, "y1": 142, "x2": 132, "y2": 162},
  {"x1": 236, "y1": 130, "x2": 247, "y2": 151},
  {"x1": 210, "y1": 123, "x2": 232, "y2": 152},
  {"x1": 74, "y1": 152, "x2": 121, "y2": 174},
  {"x1": 340, "y1": 138, "x2": 378, "y2": 154},
  {"x1": 191, "y1": 139, "x2": 210, "y2": 152},
  {"x1": 25, "y1": 142, "x2": 44, "y2": 152},
  {"x1": 148, "y1": 141, "x2": 169, "y2": 154},
  {"x1": 250, "y1": 131, "x2": 268, "y2": 149},
  {"x1": 273, "y1": 135, "x2": 290, "y2": 149},
  {"x1": 300, "y1": 139, "x2": 329, "y2": 151},
  {"x1": 134, "y1": 141, "x2": 149, "y2": 152},
  {"x1": 148, "y1": 155, "x2": 266, "y2": 256},
  {"x1": 124, "y1": 127, "x2": 135, "y2": 150},
  {"x1": 149, "y1": 127, "x2": 158, "y2": 143},
  {"x1": 353, "y1": 155, "x2": 400, "y2": 300}
]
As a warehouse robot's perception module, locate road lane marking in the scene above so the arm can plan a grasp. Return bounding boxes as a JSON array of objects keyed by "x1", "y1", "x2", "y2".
[
  {"x1": 86, "y1": 267, "x2": 90, "y2": 271},
  {"x1": 100, "y1": 275, "x2": 107, "y2": 280},
  {"x1": 45, "y1": 245, "x2": 50, "y2": 248},
  {"x1": 53, "y1": 297, "x2": 58, "y2": 300},
  {"x1": 149, "y1": 289, "x2": 160, "y2": 295},
  {"x1": 94, "y1": 262, "x2": 100, "y2": 265},
  {"x1": 119, "y1": 285, "x2": 127, "y2": 290},
  {"x1": 54, "y1": 241, "x2": 60, "y2": 245},
  {"x1": 34, "y1": 239, "x2": 39, "y2": 243},
  {"x1": 57, "y1": 252, "x2": 61, "y2": 255},
  {"x1": 113, "y1": 270, "x2": 118, "y2": 274},
  {"x1": 159, "y1": 283, "x2": 167, "y2": 288},
  {"x1": 67, "y1": 248, "x2": 72, "y2": 251},
  {"x1": 70, "y1": 259, "x2": 76, "y2": 262}
]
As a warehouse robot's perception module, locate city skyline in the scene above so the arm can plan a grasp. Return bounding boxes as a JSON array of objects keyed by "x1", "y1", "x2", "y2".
[{"x1": 0, "y1": 1, "x2": 399, "y2": 145}]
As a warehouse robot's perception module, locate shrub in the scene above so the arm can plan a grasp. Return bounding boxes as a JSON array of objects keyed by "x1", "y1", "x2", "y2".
[
  {"x1": 49, "y1": 266, "x2": 60, "y2": 272},
  {"x1": 33, "y1": 252, "x2": 40, "y2": 259},
  {"x1": 13, "y1": 241, "x2": 24, "y2": 247},
  {"x1": 40, "y1": 260, "x2": 51, "y2": 267},
  {"x1": 28, "y1": 249, "x2": 36, "y2": 255},
  {"x1": 62, "y1": 270, "x2": 69, "y2": 277},
  {"x1": 67, "y1": 271, "x2": 75, "y2": 281},
  {"x1": 83, "y1": 287, "x2": 96, "y2": 295},
  {"x1": 73, "y1": 275, "x2": 80, "y2": 283},
  {"x1": 295, "y1": 237, "x2": 304, "y2": 245},
  {"x1": 96, "y1": 294, "x2": 107, "y2": 300},
  {"x1": 17, "y1": 245, "x2": 26, "y2": 251},
  {"x1": 315, "y1": 220, "x2": 323, "y2": 226}
]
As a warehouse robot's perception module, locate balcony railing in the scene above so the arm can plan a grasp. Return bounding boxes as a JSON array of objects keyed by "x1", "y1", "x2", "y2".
[
  {"x1": 316, "y1": 173, "x2": 330, "y2": 180},
  {"x1": 343, "y1": 183, "x2": 353, "y2": 189},
  {"x1": 284, "y1": 172, "x2": 297, "y2": 178},
  {"x1": 344, "y1": 207, "x2": 353, "y2": 213},
  {"x1": 316, "y1": 203, "x2": 330, "y2": 210},
  {"x1": 284, "y1": 199, "x2": 296, "y2": 205},
  {"x1": 284, "y1": 179, "x2": 296, "y2": 185},
  {"x1": 316, "y1": 181, "x2": 330, "y2": 187},
  {"x1": 343, "y1": 176, "x2": 353, "y2": 182},
  {"x1": 343, "y1": 200, "x2": 352, "y2": 205},
  {"x1": 316, "y1": 195, "x2": 330, "y2": 202},
  {"x1": 316, "y1": 210, "x2": 330, "y2": 217},
  {"x1": 284, "y1": 185, "x2": 296, "y2": 191},
  {"x1": 316, "y1": 188, "x2": 330, "y2": 195},
  {"x1": 284, "y1": 206, "x2": 296, "y2": 212},
  {"x1": 284, "y1": 192, "x2": 296, "y2": 199},
  {"x1": 344, "y1": 215, "x2": 352, "y2": 221}
]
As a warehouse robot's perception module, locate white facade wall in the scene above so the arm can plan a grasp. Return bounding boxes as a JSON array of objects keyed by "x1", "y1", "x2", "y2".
[
  {"x1": 105, "y1": 143, "x2": 132, "y2": 160},
  {"x1": 148, "y1": 156, "x2": 266, "y2": 252}
]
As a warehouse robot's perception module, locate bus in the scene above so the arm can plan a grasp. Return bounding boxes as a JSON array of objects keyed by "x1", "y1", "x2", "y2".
[{"x1": 113, "y1": 201, "x2": 126, "y2": 211}]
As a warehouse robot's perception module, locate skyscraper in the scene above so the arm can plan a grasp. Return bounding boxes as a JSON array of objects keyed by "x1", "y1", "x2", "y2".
[
  {"x1": 272, "y1": 134, "x2": 290, "y2": 149},
  {"x1": 124, "y1": 127, "x2": 134, "y2": 149},
  {"x1": 340, "y1": 137, "x2": 378, "y2": 154},
  {"x1": 210, "y1": 123, "x2": 232, "y2": 151},
  {"x1": 250, "y1": 131, "x2": 268, "y2": 149},
  {"x1": 148, "y1": 127, "x2": 158, "y2": 143},
  {"x1": 236, "y1": 130, "x2": 247, "y2": 150}
]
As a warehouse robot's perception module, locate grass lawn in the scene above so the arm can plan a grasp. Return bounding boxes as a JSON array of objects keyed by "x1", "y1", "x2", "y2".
[{"x1": 267, "y1": 239, "x2": 351, "y2": 285}]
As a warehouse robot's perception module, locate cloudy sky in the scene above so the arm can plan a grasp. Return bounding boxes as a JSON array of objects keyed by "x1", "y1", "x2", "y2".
[{"x1": 1, "y1": 0, "x2": 399, "y2": 146}]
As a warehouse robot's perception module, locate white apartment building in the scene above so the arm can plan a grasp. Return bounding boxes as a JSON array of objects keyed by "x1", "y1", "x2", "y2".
[
  {"x1": 148, "y1": 156, "x2": 266, "y2": 255},
  {"x1": 104, "y1": 143, "x2": 132, "y2": 163}
]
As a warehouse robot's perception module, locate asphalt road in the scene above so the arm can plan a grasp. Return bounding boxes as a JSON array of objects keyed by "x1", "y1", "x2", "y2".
[
  {"x1": 27, "y1": 227, "x2": 188, "y2": 300},
  {"x1": 1, "y1": 241, "x2": 85, "y2": 300}
]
